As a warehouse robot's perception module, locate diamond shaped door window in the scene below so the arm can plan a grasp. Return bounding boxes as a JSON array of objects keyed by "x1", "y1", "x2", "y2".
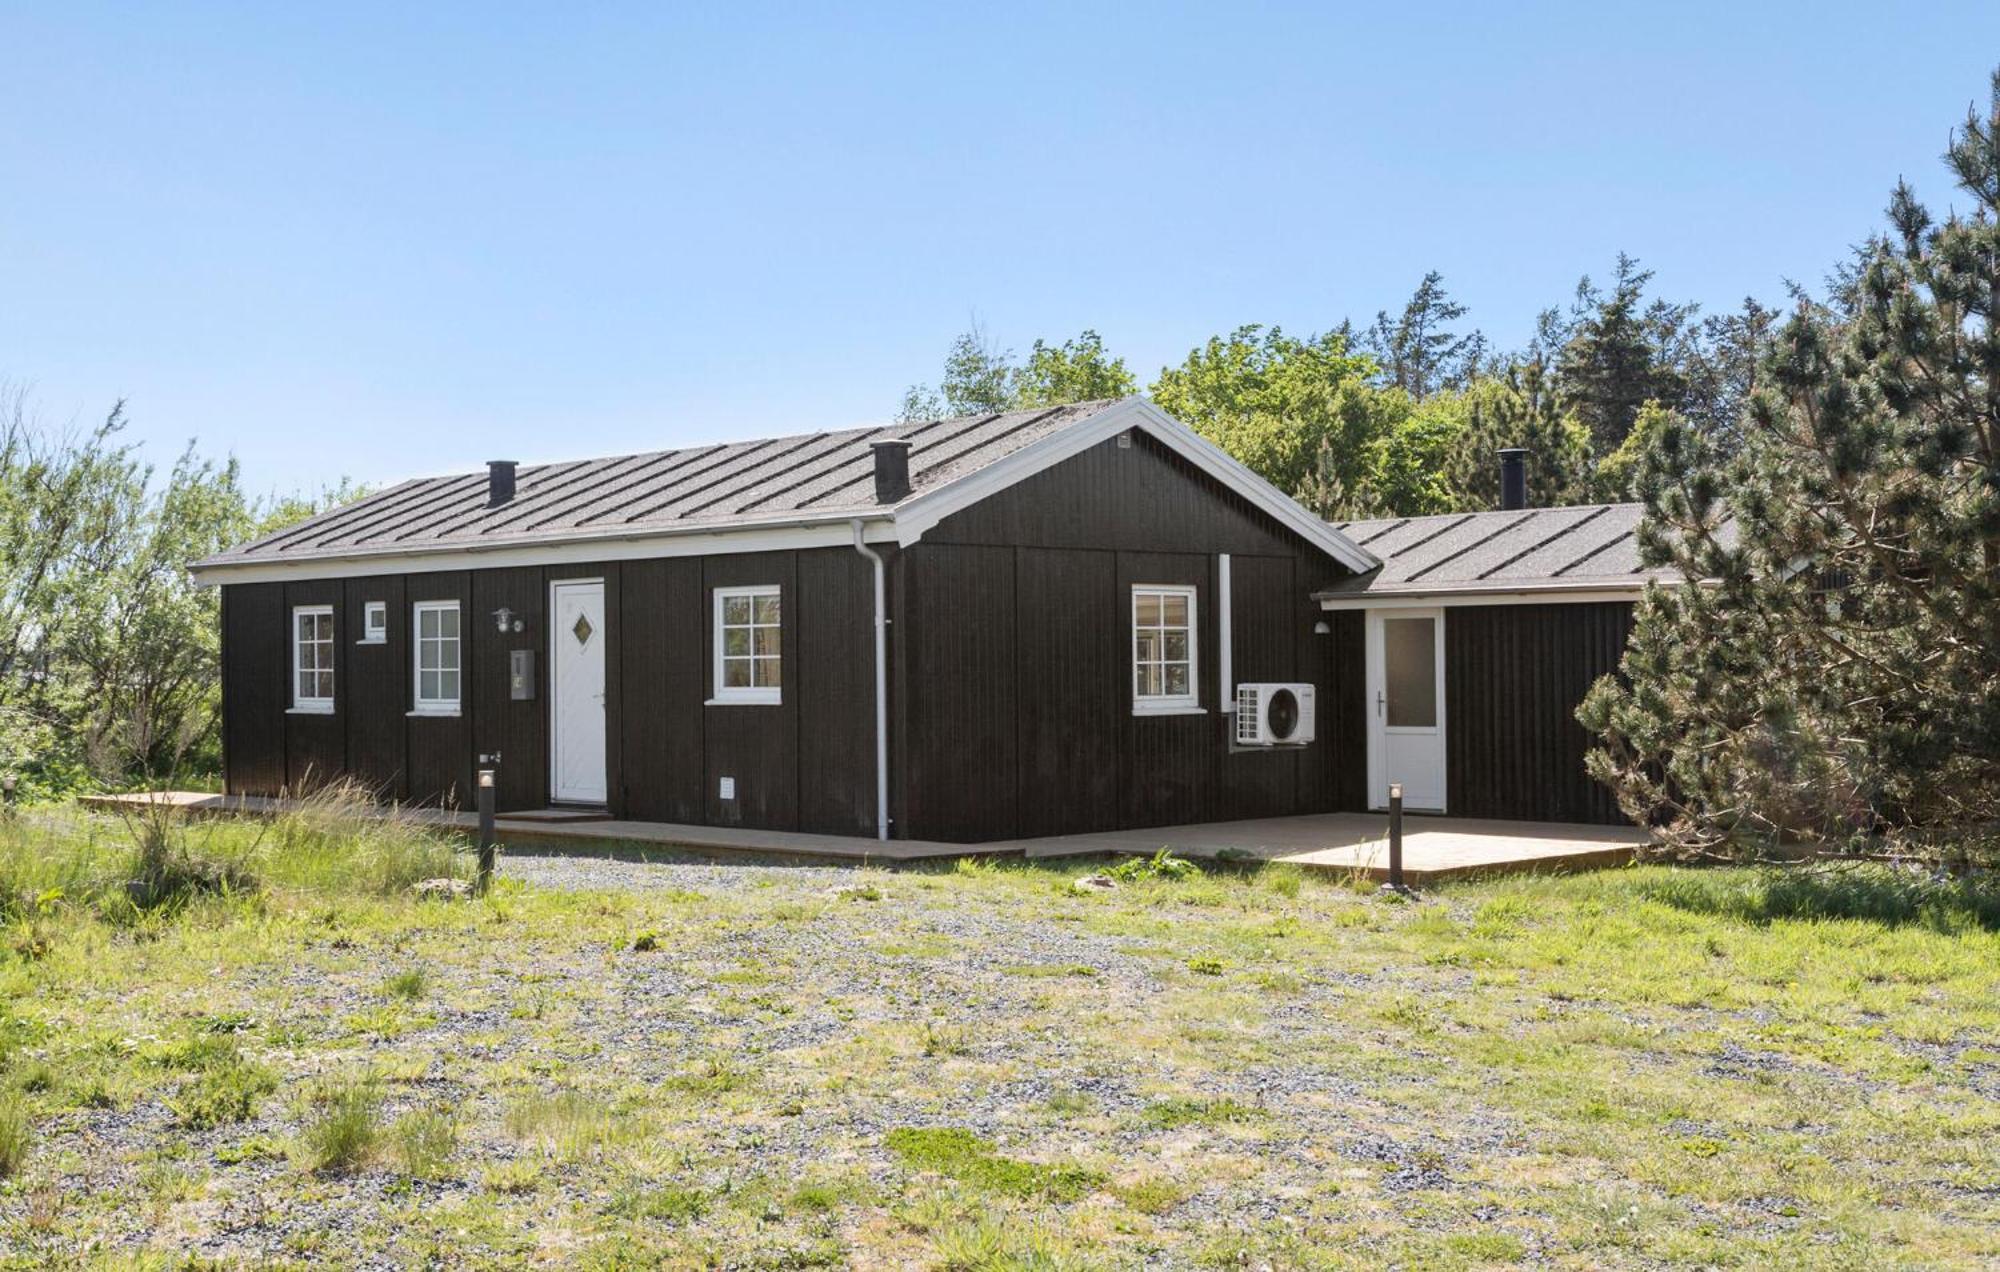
[{"x1": 572, "y1": 613, "x2": 593, "y2": 646}]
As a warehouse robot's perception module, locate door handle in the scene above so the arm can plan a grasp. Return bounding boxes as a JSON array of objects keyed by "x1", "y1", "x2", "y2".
[{"x1": 1376, "y1": 690, "x2": 1385, "y2": 717}]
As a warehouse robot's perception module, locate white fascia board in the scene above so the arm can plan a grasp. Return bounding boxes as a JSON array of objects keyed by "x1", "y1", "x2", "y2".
[
  {"x1": 191, "y1": 518, "x2": 898, "y2": 586},
  {"x1": 1316, "y1": 584, "x2": 1652, "y2": 611},
  {"x1": 889, "y1": 397, "x2": 1380, "y2": 575}
]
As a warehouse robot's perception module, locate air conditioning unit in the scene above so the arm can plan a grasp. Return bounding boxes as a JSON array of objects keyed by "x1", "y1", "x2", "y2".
[{"x1": 1235, "y1": 682, "x2": 1315, "y2": 746}]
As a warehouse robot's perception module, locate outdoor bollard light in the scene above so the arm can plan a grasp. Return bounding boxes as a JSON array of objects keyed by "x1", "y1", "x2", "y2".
[
  {"x1": 1386, "y1": 782, "x2": 1406, "y2": 893},
  {"x1": 476, "y1": 768, "x2": 497, "y2": 896}
]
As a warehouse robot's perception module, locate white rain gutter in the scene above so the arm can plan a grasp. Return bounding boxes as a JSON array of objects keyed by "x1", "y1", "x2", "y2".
[{"x1": 850, "y1": 520, "x2": 890, "y2": 841}]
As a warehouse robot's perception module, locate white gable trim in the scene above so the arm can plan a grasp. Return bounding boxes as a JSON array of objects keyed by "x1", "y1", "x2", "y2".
[{"x1": 890, "y1": 397, "x2": 1378, "y2": 573}]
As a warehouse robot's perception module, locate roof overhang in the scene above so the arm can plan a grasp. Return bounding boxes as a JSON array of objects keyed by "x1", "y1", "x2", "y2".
[
  {"x1": 1314, "y1": 579, "x2": 1657, "y2": 610},
  {"x1": 190, "y1": 516, "x2": 900, "y2": 586},
  {"x1": 890, "y1": 397, "x2": 1379, "y2": 574}
]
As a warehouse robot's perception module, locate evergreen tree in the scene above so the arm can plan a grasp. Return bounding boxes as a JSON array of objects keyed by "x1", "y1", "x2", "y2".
[
  {"x1": 1579, "y1": 72, "x2": 2000, "y2": 865},
  {"x1": 1363, "y1": 272, "x2": 1489, "y2": 400},
  {"x1": 1555, "y1": 255, "x2": 1694, "y2": 454},
  {"x1": 1442, "y1": 360, "x2": 1595, "y2": 510},
  {"x1": 1680, "y1": 298, "x2": 1778, "y2": 450}
]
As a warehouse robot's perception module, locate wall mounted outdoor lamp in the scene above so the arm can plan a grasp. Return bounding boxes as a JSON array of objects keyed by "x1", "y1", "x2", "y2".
[{"x1": 492, "y1": 606, "x2": 524, "y2": 634}]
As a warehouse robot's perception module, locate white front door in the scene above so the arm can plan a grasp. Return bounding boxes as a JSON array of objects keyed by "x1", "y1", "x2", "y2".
[
  {"x1": 1366, "y1": 608, "x2": 1446, "y2": 812},
  {"x1": 549, "y1": 579, "x2": 607, "y2": 805}
]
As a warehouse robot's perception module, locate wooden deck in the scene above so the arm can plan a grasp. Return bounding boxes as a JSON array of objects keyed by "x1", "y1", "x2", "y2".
[{"x1": 78, "y1": 793, "x2": 1647, "y2": 881}]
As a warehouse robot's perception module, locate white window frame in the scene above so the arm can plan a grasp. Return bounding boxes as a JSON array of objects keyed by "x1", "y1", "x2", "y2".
[
  {"x1": 359, "y1": 600, "x2": 387, "y2": 644},
  {"x1": 1132, "y1": 584, "x2": 1201, "y2": 715},
  {"x1": 410, "y1": 600, "x2": 462, "y2": 716},
  {"x1": 709, "y1": 584, "x2": 782, "y2": 705},
  {"x1": 290, "y1": 605, "x2": 335, "y2": 714}
]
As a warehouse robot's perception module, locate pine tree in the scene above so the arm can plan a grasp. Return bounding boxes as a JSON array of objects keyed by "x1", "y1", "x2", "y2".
[
  {"x1": 1556, "y1": 255, "x2": 1693, "y2": 455},
  {"x1": 1443, "y1": 360, "x2": 1595, "y2": 510},
  {"x1": 1579, "y1": 71, "x2": 2000, "y2": 865},
  {"x1": 1363, "y1": 272, "x2": 1489, "y2": 400}
]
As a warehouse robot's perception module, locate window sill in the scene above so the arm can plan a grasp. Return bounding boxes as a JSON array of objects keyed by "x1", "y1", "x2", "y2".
[
  {"x1": 705, "y1": 695, "x2": 782, "y2": 707},
  {"x1": 287, "y1": 705, "x2": 335, "y2": 716},
  {"x1": 356, "y1": 636, "x2": 386, "y2": 646},
  {"x1": 406, "y1": 708, "x2": 461, "y2": 719},
  {"x1": 1132, "y1": 704, "x2": 1206, "y2": 717}
]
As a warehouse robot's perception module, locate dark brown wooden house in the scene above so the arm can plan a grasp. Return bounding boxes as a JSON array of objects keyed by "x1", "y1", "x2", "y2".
[{"x1": 194, "y1": 400, "x2": 1656, "y2": 840}]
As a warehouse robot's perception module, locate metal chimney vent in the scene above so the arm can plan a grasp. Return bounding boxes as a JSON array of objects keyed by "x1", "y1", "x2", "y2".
[
  {"x1": 1498, "y1": 448, "x2": 1529, "y2": 511},
  {"x1": 487, "y1": 460, "x2": 518, "y2": 507},
  {"x1": 871, "y1": 438, "x2": 913, "y2": 504}
]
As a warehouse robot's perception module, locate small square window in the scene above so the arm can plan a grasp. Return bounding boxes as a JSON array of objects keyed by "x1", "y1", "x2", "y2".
[
  {"x1": 359, "y1": 601, "x2": 387, "y2": 644},
  {"x1": 711, "y1": 585, "x2": 781, "y2": 704}
]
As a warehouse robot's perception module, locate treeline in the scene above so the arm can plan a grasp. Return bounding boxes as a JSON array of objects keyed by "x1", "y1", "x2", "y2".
[
  {"x1": 898, "y1": 256, "x2": 1777, "y2": 519},
  {"x1": 0, "y1": 387, "x2": 344, "y2": 794}
]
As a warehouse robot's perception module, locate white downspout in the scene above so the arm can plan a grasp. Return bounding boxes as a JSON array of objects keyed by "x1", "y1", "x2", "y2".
[
  {"x1": 1218, "y1": 553, "x2": 1233, "y2": 711},
  {"x1": 851, "y1": 521, "x2": 890, "y2": 841}
]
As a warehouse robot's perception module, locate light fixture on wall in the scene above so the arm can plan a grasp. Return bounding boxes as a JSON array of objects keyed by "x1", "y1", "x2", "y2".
[
  {"x1": 493, "y1": 606, "x2": 524, "y2": 634},
  {"x1": 1313, "y1": 620, "x2": 1331, "y2": 635}
]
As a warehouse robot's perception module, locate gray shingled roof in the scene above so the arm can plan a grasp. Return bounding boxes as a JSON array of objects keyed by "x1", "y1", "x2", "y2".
[
  {"x1": 200, "y1": 400, "x2": 1122, "y2": 568},
  {"x1": 1317, "y1": 503, "x2": 1670, "y2": 598}
]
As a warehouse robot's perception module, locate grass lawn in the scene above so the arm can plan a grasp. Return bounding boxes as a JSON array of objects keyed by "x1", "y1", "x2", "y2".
[{"x1": 0, "y1": 802, "x2": 1997, "y2": 1268}]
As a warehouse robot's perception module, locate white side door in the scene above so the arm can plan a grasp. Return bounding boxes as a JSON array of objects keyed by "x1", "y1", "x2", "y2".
[
  {"x1": 549, "y1": 579, "x2": 607, "y2": 805},
  {"x1": 1366, "y1": 608, "x2": 1446, "y2": 812}
]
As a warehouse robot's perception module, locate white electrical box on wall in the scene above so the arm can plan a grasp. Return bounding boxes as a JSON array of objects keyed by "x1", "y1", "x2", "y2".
[{"x1": 719, "y1": 777, "x2": 736, "y2": 800}]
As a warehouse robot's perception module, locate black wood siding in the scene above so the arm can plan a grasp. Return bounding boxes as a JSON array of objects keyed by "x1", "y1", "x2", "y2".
[
  {"x1": 404, "y1": 571, "x2": 472, "y2": 809},
  {"x1": 227, "y1": 545, "x2": 877, "y2": 834},
  {"x1": 1321, "y1": 610, "x2": 1369, "y2": 814},
  {"x1": 219, "y1": 430, "x2": 1359, "y2": 840},
  {"x1": 899, "y1": 544, "x2": 1018, "y2": 841},
  {"x1": 1014, "y1": 548, "x2": 1121, "y2": 838},
  {"x1": 702, "y1": 552, "x2": 800, "y2": 829},
  {"x1": 797, "y1": 548, "x2": 881, "y2": 837},
  {"x1": 1445, "y1": 602, "x2": 1634, "y2": 825},
  {"x1": 1318, "y1": 601, "x2": 1634, "y2": 824},
  {"x1": 344, "y1": 576, "x2": 407, "y2": 800},
  {"x1": 617, "y1": 558, "x2": 704, "y2": 823},
  {"x1": 222, "y1": 582, "x2": 286, "y2": 796},
  {"x1": 889, "y1": 431, "x2": 1356, "y2": 841},
  {"x1": 282, "y1": 579, "x2": 345, "y2": 791}
]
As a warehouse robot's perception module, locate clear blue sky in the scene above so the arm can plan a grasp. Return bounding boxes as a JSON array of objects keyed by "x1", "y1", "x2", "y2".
[{"x1": 5, "y1": 3, "x2": 1998, "y2": 497}]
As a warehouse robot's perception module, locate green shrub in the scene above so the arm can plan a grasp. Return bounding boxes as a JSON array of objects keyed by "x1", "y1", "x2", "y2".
[
  {"x1": 607, "y1": 1184, "x2": 707, "y2": 1223},
  {"x1": 884, "y1": 1126, "x2": 1102, "y2": 1202},
  {"x1": 302, "y1": 1076, "x2": 382, "y2": 1173},
  {"x1": 170, "y1": 1060, "x2": 279, "y2": 1130},
  {"x1": 382, "y1": 968, "x2": 427, "y2": 1001},
  {"x1": 391, "y1": 1107, "x2": 459, "y2": 1179},
  {"x1": 1107, "y1": 849, "x2": 1201, "y2": 883},
  {"x1": 505, "y1": 1090, "x2": 613, "y2": 1159},
  {"x1": 0, "y1": 1095, "x2": 30, "y2": 1178},
  {"x1": 1139, "y1": 1097, "x2": 1259, "y2": 1130},
  {"x1": 0, "y1": 788, "x2": 464, "y2": 927}
]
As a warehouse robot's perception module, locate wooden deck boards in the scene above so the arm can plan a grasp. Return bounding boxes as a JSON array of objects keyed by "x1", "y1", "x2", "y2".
[{"x1": 78, "y1": 793, "x2": 1647, "y2": 880}]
